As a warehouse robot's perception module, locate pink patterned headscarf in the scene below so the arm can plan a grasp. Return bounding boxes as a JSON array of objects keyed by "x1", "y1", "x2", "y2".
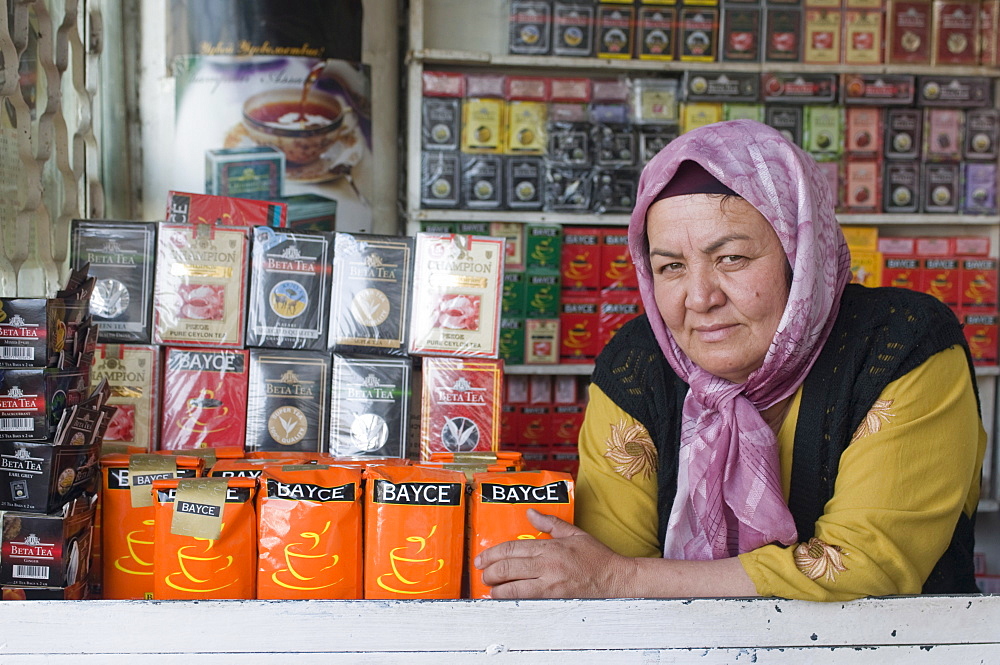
[{"x1": 628, "y1": 120, "x2": 852, "y2": 560}]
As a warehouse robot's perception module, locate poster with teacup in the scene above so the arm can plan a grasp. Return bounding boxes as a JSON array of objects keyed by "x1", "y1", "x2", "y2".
[{"x1": 171, "y1": 55, "x2": 373, "y2": 232}]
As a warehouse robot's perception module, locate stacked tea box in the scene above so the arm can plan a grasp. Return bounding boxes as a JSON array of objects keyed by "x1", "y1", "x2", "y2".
[{"x1": 0, "y1": 268, "x2": 111, "y2": 599}]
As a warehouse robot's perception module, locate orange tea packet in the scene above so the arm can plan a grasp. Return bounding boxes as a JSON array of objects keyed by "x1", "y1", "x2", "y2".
[
  {"x1": 151, "y1": 477, "x2": 257, "y2": 599},
  {"x1": 245, "y1": 451, "x2": 336, "y2": 462},
  {"x1": 468, "y1": 470, "x2": 575, "y2": 599},
  {"x1": 364, "y1": 464, "x2": 466, "y2": 599},
  {"x1": 99, "y1": 454, "x2": 204, "y2": 599},
  {"x1": 429, "y1": 450, "x2": 525, "y2": 470},
  {"x1": 209, "y1": 457, "x2": 305, "y2": 478},
  {"x1": 256, "y1": 464, "x2": 363, "y2": 599}
]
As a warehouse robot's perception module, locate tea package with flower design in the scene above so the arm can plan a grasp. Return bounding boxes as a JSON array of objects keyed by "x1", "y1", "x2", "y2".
[
  {"x1": 245, "y1": 349, "x2": 330, "y2": 453},
  {"x1": 409, "y1": 233, "x2": 505, "y2": 358},
  {"x1": 468, "y1": 470, "x2": 575, "y2": 598},
  {"x1": 90, "y1": 344, "x2": 160, "y2": 452},
  {"x1": 329, "y1": 355, "x2": 411, "y2": 458},
  {"x1": 152, "y1": 222, "x2": 250, "y2": 348},
  {"x1": 99, "y1": 454, "x2": 204, "y2": 599},
  {"x1": 160, "y1": 348, "x2": 249, "y2": 450},
  {"x1": 257, "y1": 464, "x2": 363, "y2": 599},
  {"x1": 329, "y1": 233, "x2": 414, "y2": 356},
  {"x1": 419, "y1": 357, "x2": 504, "y2": 462},
  {"x1": 70, "y1": 220, "x2": 157, "y2": 344},
  {"x1": 363, "y1": 464, "x2": 465, "y2": 599},
  {"x1": 247, "y1": 227, "x2": 333, "y2": 351},
  {"x1": 151, "y1": 477, "x2": 257, "y2": 600}
]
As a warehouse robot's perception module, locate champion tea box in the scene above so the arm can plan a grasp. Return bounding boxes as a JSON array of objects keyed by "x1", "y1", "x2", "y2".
[
  {"x1": 247, "y1": 227, "x2": 332, "y2": 351},
  {"x1": 409, "y1": 233, "x2": 505, "y2": 359},
  {"x1": 71, "y1": 220, "x2": 156, "y2": 344},
  {"x1": 90, "y1": 344, "x2": 160, "y2": 452},
  {"x1": 245, "y1": 349, "x2": 329, "y2": 453},
  {"x1": 329, "y1": 233, "x2": 414, "y2": 356},
  {"x1": 329, "y1": 355, "x2": 411, "y2": 458},
  {"x1": 153, "y1": 224, "x2": 249, "y2": 348}
]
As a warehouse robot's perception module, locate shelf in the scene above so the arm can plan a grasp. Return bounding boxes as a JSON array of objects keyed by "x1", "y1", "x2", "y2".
[
  {"x1": 977, "y1": 366, "x2": 1000, "y2": 377},
  {"x1": 411, "y1": 209, "x2": 1000, "y2": 228},
  {"x1": 980, "y1": 498, "x2": 1000, "y2": 512},
  {"x1": 504, "y1": 363, "x2": 594, "y2": 375},
  {"x1": 412, "y1": 48, "x2": 1000, "y2": 77}
]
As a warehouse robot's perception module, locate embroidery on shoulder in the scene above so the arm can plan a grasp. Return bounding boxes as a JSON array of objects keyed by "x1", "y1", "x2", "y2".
[
  {"x1": 794, "y1": 538, "x2": 849, "y2": 583},
  {"x1": 604, "y1": 420, "x2": 657, "y2": 480},
  {"x1": 851, "y1": 398, "x2": 895, "y2": 442}
]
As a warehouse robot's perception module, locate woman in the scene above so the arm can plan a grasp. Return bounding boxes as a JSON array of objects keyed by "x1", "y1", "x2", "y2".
[{"x1": 476, "y1": 120, "x2": 985, "y2": 601}]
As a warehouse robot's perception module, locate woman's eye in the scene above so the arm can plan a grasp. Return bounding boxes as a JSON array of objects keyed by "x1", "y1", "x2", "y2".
[
  {"x1": 720, "y1": 255, "x2": 747, "y2": 266},
  {"x1": 657, "y1": 262, "x2": 682, "y2": 274}
]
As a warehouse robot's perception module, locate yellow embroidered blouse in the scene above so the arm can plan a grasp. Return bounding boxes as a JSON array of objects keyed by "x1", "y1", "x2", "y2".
[{"x1": 576, "y1": 345, "x2": 986, "y2": 601}]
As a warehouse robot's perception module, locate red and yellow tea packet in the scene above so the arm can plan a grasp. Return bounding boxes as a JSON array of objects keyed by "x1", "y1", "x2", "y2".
[
  {"x1": 363, "y1": 464, "x2": 466, "y2": 599},
  {"x1": 151, "y1": 477, "x2": 257, "y2": 599},
  {"x1": 256, "y1": 464, "x2": 363, "y2": 599},
  {"x1": 468, "y1": 470, "x2": 575, "y2": 599},
  {"x1": 99, "y1": 454, "x2": 204, "y2": 599}
]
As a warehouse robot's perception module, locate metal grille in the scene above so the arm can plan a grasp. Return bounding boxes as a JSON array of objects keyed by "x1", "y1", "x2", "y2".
[{"x1": 0, "y1": 0, "x2": 103, "y2": 297}]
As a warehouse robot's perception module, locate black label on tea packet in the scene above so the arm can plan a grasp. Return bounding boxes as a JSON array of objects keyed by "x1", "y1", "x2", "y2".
[
  {"x1": 247, "y1": 228, "x2": 331, "y2": 351},
  {"x1": 329, "y1": 355, "x2": 411, "y2": 458},
  {"x1": 246, "y1": 349, "x2": 330, "y2": 453},
  {"x1": 329, "y1": 234, "x2": 414, "y2": 355},
  {"x1": 70, "y1": 221, "x2": 156, "y2": 343}
]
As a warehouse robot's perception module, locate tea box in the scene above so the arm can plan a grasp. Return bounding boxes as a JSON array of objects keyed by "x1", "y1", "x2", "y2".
[
  {"x1": 329, "y1": 355, "x2": 411, "y2": 458},
  {"x1": 245, "y1": 349, "x2": 330, "y2": 453}
]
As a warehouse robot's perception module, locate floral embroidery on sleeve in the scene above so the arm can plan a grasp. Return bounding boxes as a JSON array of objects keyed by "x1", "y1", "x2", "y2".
[
  {"x1": 794, "y1": 538, "x2": 849, "y2": 583},
  {"x1": 850, "y1": 398, "x2": 895, "y2": 442},
  {"x1": 604, "y1": 420, "x2": 657, "y2": 480}
]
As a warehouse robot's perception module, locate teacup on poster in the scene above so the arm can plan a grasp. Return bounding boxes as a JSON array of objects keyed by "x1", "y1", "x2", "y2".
[
  {"x1": 245, "y1": 349, "x2": 330, "y2": 454},
  {"x1": 408, "y1": 233, "x2": 506, "y2": 359},
  {"x1": 247, "y1": 227, "x2": 333, "y2": 351},
  {"x1": 329, "y1": 233, "x2": 414, "y2": 356}
]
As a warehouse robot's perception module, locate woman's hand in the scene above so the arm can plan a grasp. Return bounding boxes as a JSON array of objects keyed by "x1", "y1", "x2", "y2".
[{"x1": 474, "y1": 508, "x2": 638, "y2": 599}]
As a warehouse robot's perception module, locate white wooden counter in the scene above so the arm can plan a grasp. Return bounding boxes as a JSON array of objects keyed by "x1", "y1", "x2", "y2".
[{"x1": 1, "y1": 595, "x2": 998, "y2": 663}]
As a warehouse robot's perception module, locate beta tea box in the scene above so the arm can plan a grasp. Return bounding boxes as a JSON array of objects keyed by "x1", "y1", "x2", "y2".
[
  {"x1": 0, "y1": 439, "x2": 99, "y2": 513},
  {"x1": 329, "y1": 233, "x2": 414, "y2": 356},
  {"x1": 419, "y1": 357, "x2": 503, "y2": 461},
  {"x1": 329, "y1": 355, "x2": 411, "y2": 458},
  {"x1": 245, "y1": 349, "x2": 329, "y2": 453},
  {"x1": 71, "y1": 220, "x2": 156, "y2": 344},
  {"x1": 247, "y1": 227, "x2": 333, "y2": 352},
  {"x1": 0, "y1": 297, "x2": 89, "y2": 368},
  {"x1": 0, "y1": 499, "x2": 95, "y2": 587}
]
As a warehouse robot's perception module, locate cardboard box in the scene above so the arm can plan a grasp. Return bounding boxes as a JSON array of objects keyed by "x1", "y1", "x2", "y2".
[
  {"x1": 525, "y1": 270, "x2": 562, "y2": 317},
  {"x1": 509, "y1": 0, "x2": 552, "y2": 55},
  {"x1": 679, "y1": 7, "x2": 719, "y2": 61},
  {"x1": 961, "y1": 258, "x2": 999, "y2": 310},
  {"x1": 0, "y1": 496, "x2": 96, "y2": 587},
  {"x1": 461, "y1": 154, "x2": 504, "y2": 209},
  {"x1": 883, "y1": 161, "x2": 920, "y2": 214},
  {"x1": 721, "y1": 6, "x2": 762, "y2": 62},
  {"x1": 420, "y1": 152, "x2": 460, "y2": 208},
  {"x1": 923, "y1": 108, "x2": 964, "y2": 162},
  {"x1": 844, "y1": 159, "x2": 882, "y2": 212},
  {"x1": 560, "y1": 297, "x2": 600, "y2": 363},
  {"x1": 0, "y1": 298, "x2": 89, "y2": 368},
  {"x1": 245, "y1": 349, "x2": 330, "y2": 453},
  {"x1": 204, "y1": 147, "x2": 284, "y2": 200},
  {"x1": 920, "y1": 257, "x2": 961, "y2": 308},
  {"x1": 506, "y1": 101, "x2": 548, "y2": 155},
  {"x1": 593, "y1": 169, "x2": 639, "y2": 213},
  {"x1": 505, "y1": 157, "x2": 545, "y2": 211},
  {"x1": 0, "y1": 368, "x2": 89, "y2": 442},
  {"x1": 764, "y1": 6, "x2": 803, "y2": 62},
  {"x1": 498, "y1": 317, "x2": 526, "y2": 365},
  {"x1": 964, "y1": 108, "x2": 1000, "y2": 161},
  {"x1": 598, "y1": 295, "x2": 644, "y2": 348},
  {"x1": 419, "y1": 358, "x2": 503, "y2": 461},
  {"x1": 922, "y1": 162, "x2": 961, "y2": 213},
  {"x1": 525, "y1": 318, "x2": 561, "y2": 364},
  {"x1": 842, "y1": 9, "x2": 883, "y2": 64},
  {"x1": 561, "y1": 227, "x2": 603, "y2": 292},
  {"x1": 964, "y1": 163, "x2": 999, "y2": 215},
  {"x1": 91, "y1": 344, "x2": 160, "y2": 452},
  {"x1": 885, "y1": 109, "x2": 923, "y2": 160},
  {"x1": 932, "y1": 0, "x2": 981, "y2": 66},
  {"x1": 804, "y1": 9, "x2": 841, "y2": 64},
  {"x1": 422, "y1": 97, "x2": 461, "y2": 152},
  {"x1": 601, "y1": 229, "x2": 638, "y2": 291},
  {"x1": 845, "y1": 107, "x2": 883, "y2": 157},
  {"x1": 597, "y1": 5, "x2": 636, "y2": 58},
  {"x1": 0, "y1": 440, "x2": 99, "y2": 513},
  {"x1": 165, "y1": 191, "x2": 286, "y2": 229},
  {"x1": 553, "y1": 1, "x2": 596, "y2": 56},
  {"x1": 329, "y1": 355, "x2": 411, "y2": 458},
  {"x1": 637, "y1": 6, "x2": 676, "y2": 60},
  {"x1": 964, "y1": 313, "x2": 999, "y2": 365},
  {"x1": 886, "y1": 0, "x2": 932, "y2": 64}
]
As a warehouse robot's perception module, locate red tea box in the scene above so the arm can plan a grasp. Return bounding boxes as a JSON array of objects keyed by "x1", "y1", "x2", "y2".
[
  {"x1": 552, "y1": 404, "x2": 586, "y2": 445},
  {"x1": 922, "y1": 163, "x2": 961, "y2": 213},
  {"x1": 500, "y1": 403, "x2": 520, "y2": 446},
  {"x1": 160, "y1": 348, "x2": 249, "y2": 451},
  {"x1": 878, "y1": 236, "x2": 917, "y2": 256},
  {"x1": 964, "y1": 313, "x2": 999, "y2": 365},
  {"x1": 519, "y1": 406, "x2": 551, "y2": 447},
  {"x1": 961, "y1": 258, "x2": 999, "y2": 310},
  {"x1": 561, "y1": 227, "x2": 602, "y2": 292},
  {"x1": 598, "y1": 294, "x2": 644, "y2": 348},
  {"x1": 525, "y1": 318, "x2": 560, "y2": 364},
  {"x1": 153, "y1": 224, "x2": 250, "y2": 348},
  {"x1": 419, "y1": 357, "x2": 503, "y2": 461},
  {"x1": 843, "y1": 10, "x2": 883, "y2": 65},
  {"x1": 956, "y1": 236, "x2": 991, "y2": 256},
  {"x1": 932, "y1": 0, "x2": 980, "y2": 66},
  {"x1": 409, "y1": 234, "x2": 505, "y2": 359},
  {"x1": 91, "y1": 344, "x2": 160, "y2": 452},
  {"x1": 920, "y1": 257, "x2": 961, "y2": 308},
  {"x1": 165, "y1": 190, "x2": 286, "y2": 229},
  {"x1": 887, "y1": 0, "x2": 932, "y2": 64},
  {"x1": 981, "y1": 0, "x2": 1000, "y2": 66},
  {"x1": 844, "y1": 159, "x2": 881, "y2": 212},
  {"x1": 917, "y1": 236, "x2": 955, "y2": 257},
  {"x1": 601, "y1": 229, "x2": 638, "y2": 290},
  {"x1": 883, "y1": 256, "x2": 920, "y2": 289},
  {"x1": 845, "y1": 107, "x2": 883, "y2": 157},
  {"x1": 560, "y1": 296, "x2": 601, "y2": 363},
  {"x1": 804, "y1": 9, "x2": 842, "y2": 64}
]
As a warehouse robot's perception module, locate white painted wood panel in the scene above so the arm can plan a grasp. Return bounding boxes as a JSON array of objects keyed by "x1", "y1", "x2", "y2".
[{"x1": 0, "y1": 596, "x2": 997, "y2": 662}]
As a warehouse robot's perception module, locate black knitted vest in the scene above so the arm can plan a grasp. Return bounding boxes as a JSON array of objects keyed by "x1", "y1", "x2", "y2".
[{"x1": 591, "y1": 284, "x2": 980, "y2": 594}]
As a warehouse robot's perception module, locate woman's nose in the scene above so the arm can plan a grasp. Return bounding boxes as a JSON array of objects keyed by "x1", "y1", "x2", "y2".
[{"x1": 685, "y1": 270, "x2": 725, "y2": 311}]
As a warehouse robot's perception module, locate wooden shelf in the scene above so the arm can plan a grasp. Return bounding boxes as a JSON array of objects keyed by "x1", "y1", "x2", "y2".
[
  {"x1": 411, "y1": 49, "x2": 1000, "y2": 78},
  {"x1": 411, "y1": 209, "x2": 1000, "y2": 227}
]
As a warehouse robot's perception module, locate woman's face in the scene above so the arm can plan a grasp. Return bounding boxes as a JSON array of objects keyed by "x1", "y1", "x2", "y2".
[{"x1": 647, "y1": 193, "x2": 790, "y2": 384}]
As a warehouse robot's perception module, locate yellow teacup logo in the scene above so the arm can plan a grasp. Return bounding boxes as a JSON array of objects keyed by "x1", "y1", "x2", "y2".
[
  {"x1": 165, "y1": 525, "x2": 238, "y2": 594},
  {"x1": 271, "y1": 522, "x2": 342, "y2": 591},
  {"x1": 115, "y1": 519, "x2": 155, "y2": 576},
  {"x1": 376, "y1": 525, "x2": 447, "y2": 595}
]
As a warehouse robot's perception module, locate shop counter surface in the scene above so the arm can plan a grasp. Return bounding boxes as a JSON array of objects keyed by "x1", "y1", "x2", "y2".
[{"x1": 0, "y1": 595, "x2": 997, "y2": 663}]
